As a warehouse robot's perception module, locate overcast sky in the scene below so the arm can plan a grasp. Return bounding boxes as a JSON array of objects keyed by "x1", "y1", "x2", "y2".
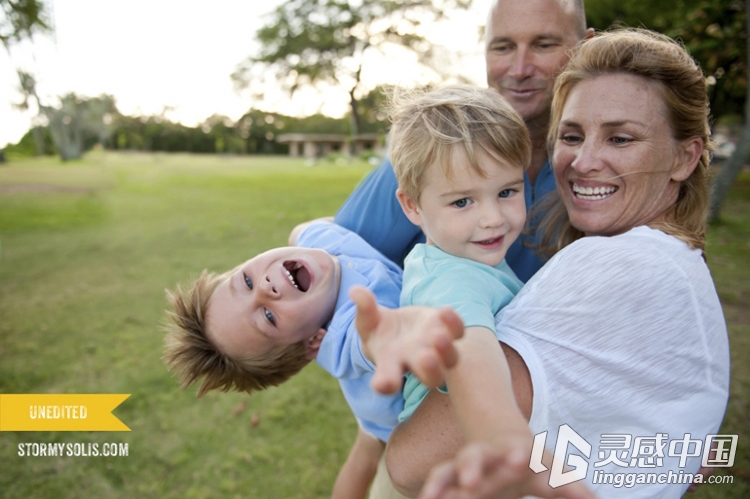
[{"x1": 0, "y1": 0, "x2": 491, "y2": 148}]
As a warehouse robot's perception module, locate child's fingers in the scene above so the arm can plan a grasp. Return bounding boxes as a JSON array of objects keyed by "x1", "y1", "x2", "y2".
[
  {"x1": 429, "y1": 307, "x2": 462, "y2": 371},
  {"x1": 419, "y1": 460, "x2": 462, "y2": 499},
  {"x1": 453, "y1": 444, "x2": 596, "y2": 499},
  {"x1": 433, "y1": 334, "x2": 460, "y2": 371},
  {"x1": 371, "y1": 361, "x2": 405, "y2": 395},
  {"x1": 413, "y1": 351, "x2": 445, "y2": 388},
  {"x1": 370, "y1": 343, "x2": 408, "y2": 394},
  {"x1": 456, "y1": 443, "x2": 524, "y2": 490},
  {"x1": 555, "y1": 480, "x2": 597, "y2": 499},
  {"x1": 437, "y1": 307, "x2": 464, "y2": 340},
  {"x1": 350, "y1": 286, "x2": 379, "y2": 340}
]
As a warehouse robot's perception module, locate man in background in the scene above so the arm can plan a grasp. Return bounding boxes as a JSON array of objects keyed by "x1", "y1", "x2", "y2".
[{"x1": 334, "y1": 0, "x2": 593, "y2": 282}]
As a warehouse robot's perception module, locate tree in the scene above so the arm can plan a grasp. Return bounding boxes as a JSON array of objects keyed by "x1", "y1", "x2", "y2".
[
  {"x1": 14, "y1": 69, "x2": 47, "y2": 155},
  {"x1": 233, "y1": 0, "x2": 470, "y2": 136},
  {"x1": 0, "y1": 0, "x2": 49, "y2": 49},
  {"x1": 586, "y1": 0, "x2": 746, "y2": 120},
  {"x1": 356, "y1": 84, "x2": 391, "y2": 134},
  {"x1": 43, "y1": 93, "x2": 116, "y2": 160},
  {"x1": 2, "y1": 0, "x2": 51, "y2": 156},
  {"x1": 708, "y1": 0, "x2": 750, "y2": 222},
  {"x1": 15, "y1": 70, "x2": 116, "y2": 160}
]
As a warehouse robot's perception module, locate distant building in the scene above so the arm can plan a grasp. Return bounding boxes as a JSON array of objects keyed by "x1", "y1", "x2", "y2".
[{"x1": 276, "y1": 133, "x2": 383, "y2": 159}]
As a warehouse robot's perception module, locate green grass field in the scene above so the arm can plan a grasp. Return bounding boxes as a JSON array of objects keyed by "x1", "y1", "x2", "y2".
[{"x1": 0, "y1": 152, "x2": 747, "y2": 498}]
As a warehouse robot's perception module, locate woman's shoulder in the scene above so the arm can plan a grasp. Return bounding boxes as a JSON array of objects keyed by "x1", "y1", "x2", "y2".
[
  {"x1": 527, "y1": 226, "x2": 707, "y2": 294},
  {"x1": 554, "y1": 226, "x2": 698, "y2": 267},
  {"x1": 566, "y1": 225, "x2": 686, "y2": 250}
]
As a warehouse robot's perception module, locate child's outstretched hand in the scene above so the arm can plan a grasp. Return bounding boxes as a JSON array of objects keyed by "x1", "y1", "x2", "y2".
[
  {"x1": 349, "y1": 285, "x2": 464, "y2": 394},
  {"x1": 420, "y1": 441, "x2": 596, "y2": 499}
]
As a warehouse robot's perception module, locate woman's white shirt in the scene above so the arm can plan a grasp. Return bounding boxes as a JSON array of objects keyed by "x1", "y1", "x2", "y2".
[{"x1": 496, "y1": 226, "x2": 730, "y2": 498}]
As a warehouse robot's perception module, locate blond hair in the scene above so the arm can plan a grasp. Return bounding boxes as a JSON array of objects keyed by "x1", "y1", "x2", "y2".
[
  {"x1": 163, "y1": 269, "x2": 309, "y2": 398},
  {"x1": 539, "y1": 28, "x2": 713, "y2": 255},
  {"x1": 388, "y1": 84, "x2": 531, "y2": 201}
]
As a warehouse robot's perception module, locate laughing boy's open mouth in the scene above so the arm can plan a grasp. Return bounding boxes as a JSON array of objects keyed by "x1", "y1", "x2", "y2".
[{"x1": 283, "y1": 261, "x2": 311, "y2": 292}]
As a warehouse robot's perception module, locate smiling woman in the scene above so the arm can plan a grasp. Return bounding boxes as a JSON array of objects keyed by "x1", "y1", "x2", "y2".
[
  {"x1": 538, "y1": 28, "x2": 713, "y2": 256},
  {"x1": 351, "y1": 28, "x2": 728, "y2": 499},
  {"x1": 551, "y1": 72, "x2": 702, "y2": 238}
]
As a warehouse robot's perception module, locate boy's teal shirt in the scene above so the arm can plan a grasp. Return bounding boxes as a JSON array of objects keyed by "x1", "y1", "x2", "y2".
[{"x1": 397, "y1": 244, "x2": 523, "y2": 422}]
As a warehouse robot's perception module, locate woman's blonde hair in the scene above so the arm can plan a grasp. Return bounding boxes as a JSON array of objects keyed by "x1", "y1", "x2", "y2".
[{"x1": 539, "y1": 28, "x2": 713, "y2": 255}]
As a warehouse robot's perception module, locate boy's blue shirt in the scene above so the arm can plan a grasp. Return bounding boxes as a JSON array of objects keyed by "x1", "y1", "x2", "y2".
[{"x1": 296, "y1": 221, "x2": 403, "y2": 442}]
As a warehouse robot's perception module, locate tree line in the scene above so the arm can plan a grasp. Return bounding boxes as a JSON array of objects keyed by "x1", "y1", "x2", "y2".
[{"x1": 4, "y1": 90, "x2": 390, "y2": 160}]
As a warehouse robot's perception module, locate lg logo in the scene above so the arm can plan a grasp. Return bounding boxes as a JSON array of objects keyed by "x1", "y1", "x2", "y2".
[{"x1": 529, "y1": 424, "x2": 591, "y2": 488}]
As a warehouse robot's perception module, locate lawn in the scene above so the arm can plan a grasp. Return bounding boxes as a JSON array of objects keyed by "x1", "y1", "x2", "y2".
[{"x1": 0, "y1": 152, "x2": 747, "y2": 498}]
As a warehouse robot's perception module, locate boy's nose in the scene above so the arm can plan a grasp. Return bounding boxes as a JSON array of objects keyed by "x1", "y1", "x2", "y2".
[
  {"x1": 261, "y1": 274, "x2": 279, "y2": 298},
  {"x1": 480, "y1": 205, "x2": 504, "y2": 229}
]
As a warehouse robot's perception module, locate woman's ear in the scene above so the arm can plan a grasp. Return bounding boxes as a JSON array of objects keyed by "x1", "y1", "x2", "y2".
[
  {"x1": 304, "y1": 329, "x2": 327, "y2": 360},
  {"x1": 671, "y1": 137, "x2": 703, "y2": 182},
  {"x1": 396, "y1": 188, "x2": 422, "y2": 226}
]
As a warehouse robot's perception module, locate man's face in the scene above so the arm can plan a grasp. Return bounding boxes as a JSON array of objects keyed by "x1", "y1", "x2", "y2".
[{"x1": 485, "y1": 0, "x2": 584, "y2": 124}]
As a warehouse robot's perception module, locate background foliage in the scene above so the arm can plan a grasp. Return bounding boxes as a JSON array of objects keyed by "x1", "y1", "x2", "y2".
[
  {"x1": 586, "y1": 0, "x2": 746, "y2": 123},
  {"x1": 4, "y1": 88, "x2": 391, "y2": 159},
  {"x1": 233, "y1": 0, "x2": 470, "y2": 135}
]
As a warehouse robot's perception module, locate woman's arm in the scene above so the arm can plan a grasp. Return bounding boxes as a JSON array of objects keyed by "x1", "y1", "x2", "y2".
[
  {"x1": 351, "y1": 287, "x2": 592, "y2": 499},
  {"x1": 385, "y1": 343, "x2": 534, "y2": 497},
  {"x1": 419, "y1": 441, "x2": 595, "y2": 499},
  {"x1": 385, "y1": 349, "x2": 592, "y2": 499}
]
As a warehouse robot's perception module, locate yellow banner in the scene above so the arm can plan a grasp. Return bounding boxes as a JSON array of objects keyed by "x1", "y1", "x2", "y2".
[{"x1": 0, "y1": 394, "x2": 130, "y2": 432}]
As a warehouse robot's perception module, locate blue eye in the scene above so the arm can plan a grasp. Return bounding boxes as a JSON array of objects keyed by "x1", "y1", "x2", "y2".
[
  {"x1": 264, "y1": 308, "x2": 276, "y2": 326},
  {"x1": 499, "y1": 189, "x2": 513, "y2": 198},
  {"x1": 244, "y1": 275, "x2": 253, "y2": 290},
  {"x1": 453, "y1": 198, "x2": 469, "y2": 208}
]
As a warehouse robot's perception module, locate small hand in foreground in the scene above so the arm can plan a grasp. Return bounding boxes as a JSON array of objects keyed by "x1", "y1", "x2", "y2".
[
  {"x1": 350, "y1": 285, "x2": 464, "y2": 394},
  {"x1": 420, "y1": 441, "x2": 596, "y2": 499}
]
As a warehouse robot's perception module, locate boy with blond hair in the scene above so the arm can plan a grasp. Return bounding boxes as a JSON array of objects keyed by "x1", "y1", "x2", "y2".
[
  {"x1": 163, "y1": 219, "x2": 405, "y2": 499},
  {"x1": 343, "y1": 84, "x2": 532, "y2": 496},
  {"x1": 385, "y1": 84, "x2": 530, "y2": 422}
]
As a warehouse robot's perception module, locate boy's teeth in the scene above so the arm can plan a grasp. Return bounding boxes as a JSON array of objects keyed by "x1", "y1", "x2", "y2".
[{"x1": 284, "y1": 268, "x2": 299, "y2": 289}]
